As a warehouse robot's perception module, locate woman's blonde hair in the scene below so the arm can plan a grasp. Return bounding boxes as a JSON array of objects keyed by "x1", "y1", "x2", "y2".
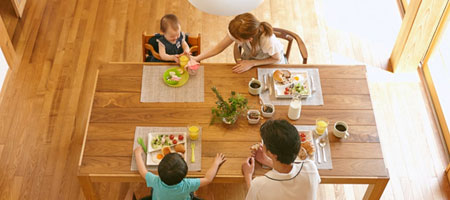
[{"x1": 228, "y1": 13, "x2": 273, "y2": 56}]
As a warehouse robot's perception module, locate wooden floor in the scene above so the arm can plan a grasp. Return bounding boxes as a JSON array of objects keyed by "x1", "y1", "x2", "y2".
[{"x1": 0, "y1": 0, "x2": 448, "y2": 199}]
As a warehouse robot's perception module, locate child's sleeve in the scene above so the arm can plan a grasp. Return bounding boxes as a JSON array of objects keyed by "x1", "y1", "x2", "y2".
[
  {"x1": 183, "y1": 178, "x2": 201, "y2": 192},
  {"x1": 145, "y1": 172, "x2": 158, "y2": 187}
]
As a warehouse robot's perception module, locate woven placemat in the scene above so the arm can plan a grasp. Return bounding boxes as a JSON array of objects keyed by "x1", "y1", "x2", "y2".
[
  {"x1": 295, "y1": 125, "x2": 333, "y2": 170},
  {"x1": 257, "y1": 68, "x2": 324, "y2": 106},
  {"x1": 140, "y1": 65, "x2": 204, "y2": 102},
  {"x1": 131, "y1": 126, "x2": 202, "y2": 171}
]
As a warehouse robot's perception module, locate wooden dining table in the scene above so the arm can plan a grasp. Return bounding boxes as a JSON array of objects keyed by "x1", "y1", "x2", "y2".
[{"x1": 78, "y1": 63, "x2": 389, "y2": 200}]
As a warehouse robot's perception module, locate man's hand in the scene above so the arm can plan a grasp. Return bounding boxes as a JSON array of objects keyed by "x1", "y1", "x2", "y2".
[
  {"x1": 232, "y1": 60, "x2": 256, "y2": 73},
  {"x1": 242, "y1": 157, "x2": 255, "y2": 189},
  {"x1": 242, "y1": 157, "x2": 255, "y2": 177},
  {"x1": 251, "y1": 144, "x2": 273, "y2": 168}
]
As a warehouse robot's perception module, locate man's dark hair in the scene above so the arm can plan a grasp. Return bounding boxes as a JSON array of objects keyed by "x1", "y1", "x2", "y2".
[
  {"x1": 260, "y1": 119, "x2": 300, "y2": 164},
  {"x1": 158, "y1": 153, "x2": 187, "y2": 185}
]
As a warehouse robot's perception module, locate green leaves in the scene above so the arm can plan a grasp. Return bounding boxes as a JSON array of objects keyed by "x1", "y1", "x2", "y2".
[{"x1": 210, "y1": 86, "x2": 248, "y2": 125}]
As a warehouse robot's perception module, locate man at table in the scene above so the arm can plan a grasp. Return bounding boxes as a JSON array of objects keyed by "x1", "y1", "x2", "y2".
[{"x1": 242, "y1": 119, "x2": 321, "y2": 200}]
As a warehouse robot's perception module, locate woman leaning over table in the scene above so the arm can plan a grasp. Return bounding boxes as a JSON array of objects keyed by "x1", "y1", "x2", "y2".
[{"x1": 192, "y1": 13, "x2": 286, "y2": 73}]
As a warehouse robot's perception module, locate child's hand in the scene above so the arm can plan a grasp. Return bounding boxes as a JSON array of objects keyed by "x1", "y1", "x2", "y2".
[
  {"x1": 241, "y1": 157, "x2": 255, "y2": 177},
  {"x1": 134, "y1": 146, "x2": 144, "y2": 155},
  {"x1": 213, "y1": 153, "x2": 227, "y2": 167},
  {"x1": 232, "y1": 60, "x2": 256, "y2": 73},
  {"x1": 173, "y1": 55, "x2": 180, "y2": 63}
]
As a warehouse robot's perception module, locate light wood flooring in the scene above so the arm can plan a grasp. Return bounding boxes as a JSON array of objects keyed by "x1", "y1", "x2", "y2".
[{"x1": 0, "y1": 0, "x2": 449, "y2": 199}]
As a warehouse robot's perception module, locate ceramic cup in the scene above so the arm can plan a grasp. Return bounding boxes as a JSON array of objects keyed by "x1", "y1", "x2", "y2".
[
  {"x1": 248, "y1": 78, "x2": 262, "y2": 95},
  {"x1": 247, "y1": 110, "x2": 261, "y2": 124},
  {"x1": 261, "y1": 103, "x2": 275, "y2": 118},
  {"x1": 333, "y1": 121, "x2": 349, "y2": 139}
]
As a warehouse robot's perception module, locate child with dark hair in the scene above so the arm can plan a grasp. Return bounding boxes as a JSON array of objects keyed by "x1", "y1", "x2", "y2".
[
  {"x1": 242, "y1": 119, "x2": 321, "y2": 200},
  {"x1": 134, "y1": 147, "x2": 226, "y2": 200}
]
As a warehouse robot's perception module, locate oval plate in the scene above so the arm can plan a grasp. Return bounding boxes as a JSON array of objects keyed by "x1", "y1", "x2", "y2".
[{"x1": 163, "y1": 67, "x2": 190, "y2": 88}]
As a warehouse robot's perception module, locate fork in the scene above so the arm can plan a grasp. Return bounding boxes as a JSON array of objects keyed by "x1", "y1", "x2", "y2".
[{"x1": 191, "y1": 143, "x2": 195, "y2": 163}]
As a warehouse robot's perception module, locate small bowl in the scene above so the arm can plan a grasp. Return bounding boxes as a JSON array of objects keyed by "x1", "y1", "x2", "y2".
[
  {"x1": 247, "y1": 110, "x2": 261, "y2": 124},
  {"x1": 261, "y1": 104, "x2": 275, "y2": 118}
]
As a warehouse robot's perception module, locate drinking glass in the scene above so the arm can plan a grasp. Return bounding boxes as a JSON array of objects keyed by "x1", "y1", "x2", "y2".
[
  {"x1": 187, "y1": 123, "x2": 200, "y2": 141},
  {"x1": 315, "y1": 118, "x2": 328, "y2": 136}
]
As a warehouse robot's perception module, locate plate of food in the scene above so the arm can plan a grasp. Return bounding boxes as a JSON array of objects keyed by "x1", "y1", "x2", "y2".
[
  {"x1": 146, "y1": 132, "x2": 187, "y2": 165},
  {"x1": 163, "y1": 67, "x2": 189, "y2": 88},
  {"x1": 295, "y1": 130, "x2": 316, "y2": 162},
  {"x1": 272, "y1": 69, "x2": 311, "y2": 99}
]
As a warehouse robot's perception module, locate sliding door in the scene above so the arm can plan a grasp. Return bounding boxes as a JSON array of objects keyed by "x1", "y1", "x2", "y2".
[{"x1": 422, "y1": 3, "x2": 450, "y2": 151}]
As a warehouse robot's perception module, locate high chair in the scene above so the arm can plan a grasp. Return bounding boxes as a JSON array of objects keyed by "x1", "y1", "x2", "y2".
[{"x1": 142, "y1": 32, "x2": 201, "y2": 62}]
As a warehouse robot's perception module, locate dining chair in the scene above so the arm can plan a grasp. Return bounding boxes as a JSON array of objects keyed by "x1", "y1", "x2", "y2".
[
  {"x1": 142, "y1": 32, "x2": 201, "y2": 62},
  {"x1": 233, "y1": 27, "x2": 308, "y2": 64}
]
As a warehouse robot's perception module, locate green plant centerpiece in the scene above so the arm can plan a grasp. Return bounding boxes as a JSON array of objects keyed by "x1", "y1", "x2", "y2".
[{"x1": 210, "y1": 86, "x2": 248, "y2": 125}]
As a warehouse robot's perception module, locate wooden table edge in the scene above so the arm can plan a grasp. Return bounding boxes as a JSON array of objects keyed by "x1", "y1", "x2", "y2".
[
  {"x1": 78, "y1": 69, "x2": 100, "y2": 167},
  {"x1": 105, "y1": 61, "x2": 367, "y2": 69}
]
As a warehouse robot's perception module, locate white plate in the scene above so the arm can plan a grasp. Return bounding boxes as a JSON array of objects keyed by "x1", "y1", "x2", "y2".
[
  {"x1": 146, "y1": 132, "x2": 187, "y2": 166},
  {"x1": 295, "y1": 130, "x2": 317, "y2": 162},
  {"x1": 273, "y1": 71, "x2": 312, "y2": 99}
]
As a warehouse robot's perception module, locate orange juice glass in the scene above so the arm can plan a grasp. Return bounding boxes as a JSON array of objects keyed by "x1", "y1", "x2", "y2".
[
  {"x1": 179, "y1": 55, "x2": 189, "y2": 68},
  {"x1": 315, "y1": 118, "x2": 328, "y2": 136},
  {"x1": 188, "y1": 125, "x2": 199, "y2": 140}
]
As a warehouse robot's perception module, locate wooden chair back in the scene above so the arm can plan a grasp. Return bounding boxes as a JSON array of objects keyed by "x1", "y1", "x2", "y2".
[{"x1": 273, "y1": 27, "x2": 308, "y2": 64}]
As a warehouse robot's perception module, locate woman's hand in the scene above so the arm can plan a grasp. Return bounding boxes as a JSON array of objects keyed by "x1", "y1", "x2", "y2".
[
  {"x1": 191, "y1": 55, "x2": 200, "y2": 62},
  {"x1": 232, "y1": 60, "x2": 256, "y2": 73}
]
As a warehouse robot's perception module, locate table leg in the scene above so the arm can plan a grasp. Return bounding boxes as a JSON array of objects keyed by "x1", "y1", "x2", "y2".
[
  {"x1": 78, "y1": 175, "x2": 99, "y2": 200},
  {"x1": 362, "y1": 178, "x2": 389, "y2": 200}
]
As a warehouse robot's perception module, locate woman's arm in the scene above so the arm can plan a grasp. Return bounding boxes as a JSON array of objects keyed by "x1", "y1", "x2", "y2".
[
  {"x1": 194, "y1": 35, "x2": 233, "y2": 61},
  {"x1": 232, "y1": 52, "x2": 281, "y2": 73},
  {"x1": 158, "y1": 42, "x2": 179, "y2": 62},
  {"x1": 134, "y1": 147, "x2": 148, "y2": 179}
]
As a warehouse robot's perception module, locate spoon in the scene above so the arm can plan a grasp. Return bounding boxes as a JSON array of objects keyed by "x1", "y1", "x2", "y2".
[
  {"x1": 315, "y1": 138, "x2": 321, "y2": 164},
  {"x1": 319, "y1": 137, "x2": 327, "y2": 163},
  {"x1": 259, "y1": 96, "x2": 266, "y2": 105}
]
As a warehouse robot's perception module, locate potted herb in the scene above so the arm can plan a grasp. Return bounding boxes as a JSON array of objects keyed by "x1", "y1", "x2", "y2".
[{"x1": 211, "y1": 86, "x2": 248, "y2": 125}]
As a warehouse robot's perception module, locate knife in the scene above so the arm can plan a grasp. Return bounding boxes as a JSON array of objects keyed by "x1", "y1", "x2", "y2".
[
  {"x1": 310, "y1": 75, "x2": 316, "y2": 92},
  {"x1": 268, "y1": 74, "x2": 273, "y2": 96},
  {"x1": 263, "y1": 74, "x2": 268, "y2": 91}
]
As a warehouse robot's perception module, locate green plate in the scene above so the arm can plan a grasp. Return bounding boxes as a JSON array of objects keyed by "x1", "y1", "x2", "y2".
[{"x1": 163, "y1": 67, "x2": 190, "y2": 88}]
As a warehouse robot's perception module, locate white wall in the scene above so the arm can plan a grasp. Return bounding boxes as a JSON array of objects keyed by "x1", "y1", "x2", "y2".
[{"x1": 0, "y1": 48, "x2": 9, "y2": 92}]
